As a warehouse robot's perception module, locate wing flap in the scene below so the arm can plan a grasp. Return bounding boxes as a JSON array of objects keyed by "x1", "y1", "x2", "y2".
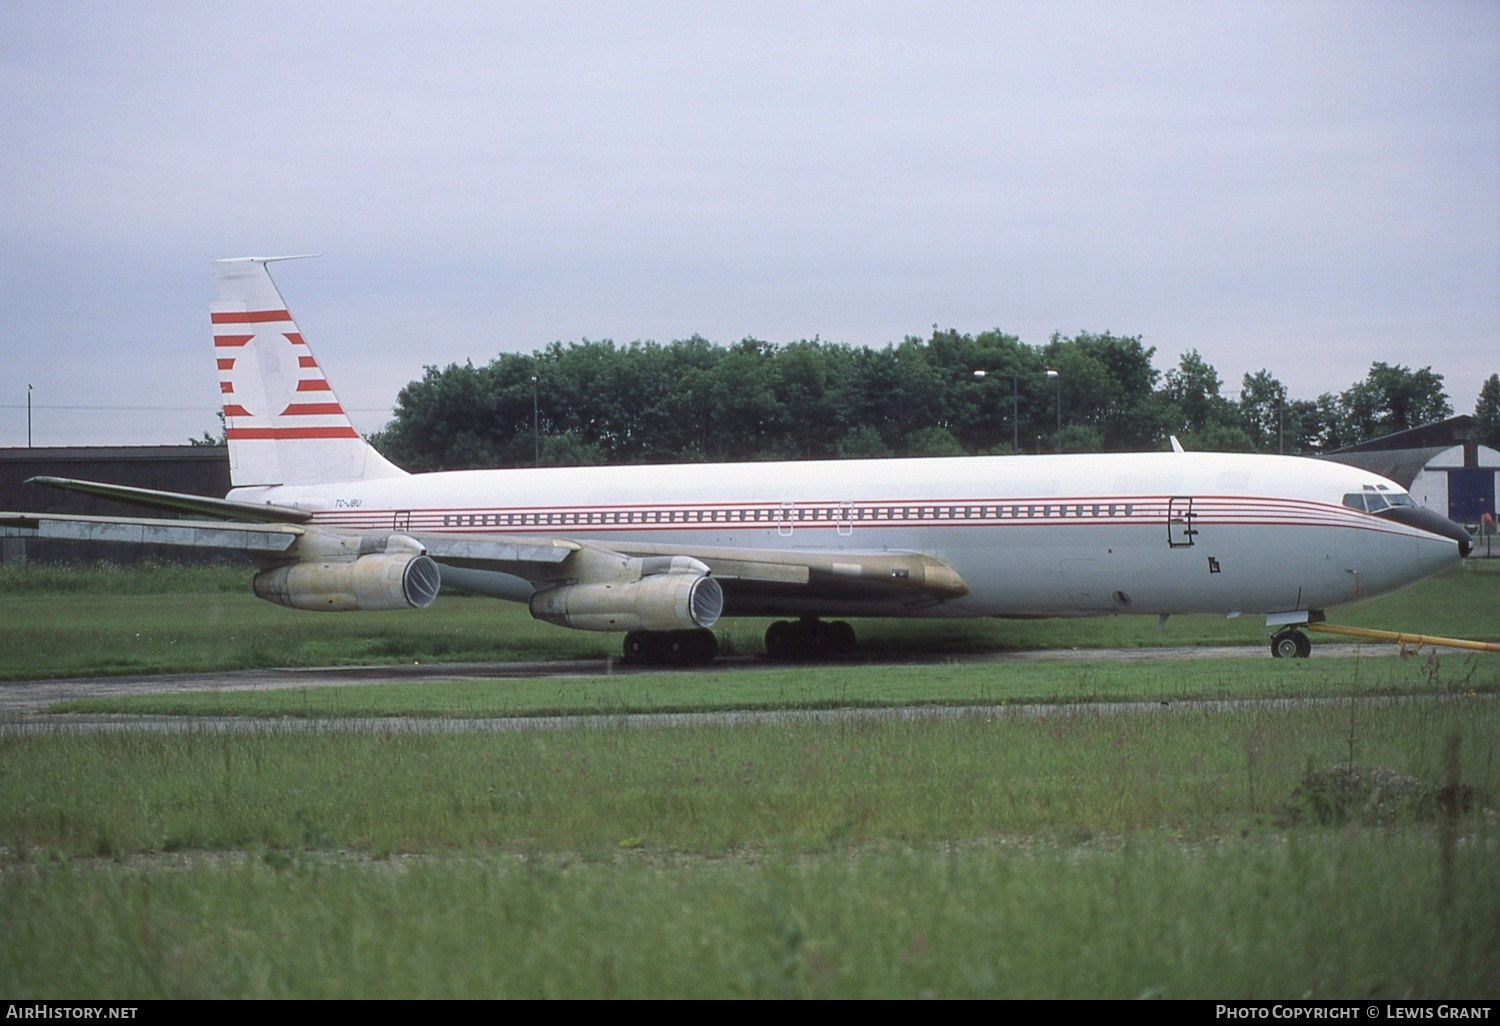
[
  {"x1": 602, "y1": 540, "x2": 969, "y2": 601},
  {"x1": 702, "y1": 557, "x2": 811, "y2": 586},
  {"x1": 417, "y1": 534, "x2": 578, "y2": 569}
]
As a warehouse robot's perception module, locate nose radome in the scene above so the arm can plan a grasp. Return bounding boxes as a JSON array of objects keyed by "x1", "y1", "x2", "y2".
[{"x1": 1375, "y1": 505, "x2": 1473, "y2": 558}]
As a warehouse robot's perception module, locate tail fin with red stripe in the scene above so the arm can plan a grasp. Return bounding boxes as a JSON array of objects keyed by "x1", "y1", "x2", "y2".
[{"x1": 211, "y1": 257, "x2": 406, "y2": 487}]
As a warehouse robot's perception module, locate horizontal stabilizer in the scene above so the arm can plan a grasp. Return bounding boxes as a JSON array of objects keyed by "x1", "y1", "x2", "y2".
[
  {"x1": 26, "y1": 477, "x2": 312, "y2": 523},
  {"x1": 0, "y1": 511, "x2": 302, "y2": 553}
]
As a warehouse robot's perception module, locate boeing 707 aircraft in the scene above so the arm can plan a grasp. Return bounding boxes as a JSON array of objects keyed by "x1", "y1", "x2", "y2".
[{"x1": 0, "y1": 258, "x2": 1473, "y2": 663}]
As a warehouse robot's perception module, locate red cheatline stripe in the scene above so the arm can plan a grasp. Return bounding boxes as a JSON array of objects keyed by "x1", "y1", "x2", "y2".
[
  {"x1": 220, "y1": 382, "x2": 234, "y2": 393},
  {"x1": 285, "y1": 333, "x2": 305, "y2": 345},
  {"x1": 280, "y1": 402, "x2": 346, "y2": 416},
  {"x1": 222, "y1": 404, "x2": 253, "y2": 417},
  {"x1": 298, "y1": 356, "x2": 318, "y2": 368},
  {"x1": 217, "y1": 358, "x2": 236, "y2": 370},
  {"x1": 214, "y1": 335, "x2": 253, "y2": 348},
  {"x1": 227, "y1": 426, "x2": 361, "y2": 440},
  {"x1": 211, "y1": 310, "x2": 291, "y2": 324},
  {"x1": 296, "y1": 379, "x2": 333, "y2": 391}
]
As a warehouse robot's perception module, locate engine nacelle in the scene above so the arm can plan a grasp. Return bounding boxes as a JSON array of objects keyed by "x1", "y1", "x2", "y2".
[
  {"x1": 530, "y1": 573, "x2": 723, "y2": 632},
  {"x1": 253, "y1": 552, "x2": 442, "y2": 611}
]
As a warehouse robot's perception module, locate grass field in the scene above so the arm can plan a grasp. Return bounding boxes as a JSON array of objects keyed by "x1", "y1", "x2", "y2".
[
  {"x1": 5, "y1": 836, "x2": 1494, "y2": 998},
  {"x1": 2, "y1": 559, "x2": 1498, "y2": 997},
  {"x1": 3, "y1": 695, "x2": 1497, "y2": 997}
]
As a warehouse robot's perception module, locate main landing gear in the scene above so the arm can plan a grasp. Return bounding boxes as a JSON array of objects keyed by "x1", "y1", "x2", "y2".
[
  {"x1": 621, "y1": 628, "x2": 719, "y2": 666},
  {"x1": 763, "y1": 618, "x2": 856, "y2": 660},
  {"x1": 1269, "y1": 627, "x2": 1311, "y2": 659},
  {"x1": 618, "y1": 618, "x2": 860, "y2": 665}
]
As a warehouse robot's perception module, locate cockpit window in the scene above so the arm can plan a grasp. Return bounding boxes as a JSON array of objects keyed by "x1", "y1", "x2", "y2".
[{"x1": 1344, "y1": 489, "x2": 1415, "y2": 513}]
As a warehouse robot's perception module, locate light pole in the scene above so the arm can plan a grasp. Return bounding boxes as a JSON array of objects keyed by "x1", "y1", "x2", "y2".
[
  {"x1": 531, "y1": 376, "x2": 540, "y2": 468},
  {"x1": 971, "y1": 370, "x2": 1019, "y2": 453},
  {"x1": 1277, "y1": 390, "x2": 1285, "y2": 455},
  {"x1": 1046, "y1": 369, "x2": 1060, "y2": 453},
  {"x1": 27, "y1": 384, "x2": 33, "y2": 448}
]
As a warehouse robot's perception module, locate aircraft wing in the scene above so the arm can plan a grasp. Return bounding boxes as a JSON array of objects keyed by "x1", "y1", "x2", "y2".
[
  {"x1": 558, "y1": 538, "x2": 970, "y2": 610},
  {"x1": 0, "y1": 512, "x2": 578, "y2": 569},
  {"x1": 412, "y1": 532, "x2": 970, "y2": 616},
  {"x1": 0, "y1": 506, "x2": 966, "y2": 610},
  {"x1": 603, "y1": 537, "x2": 966, "y2": 600}
]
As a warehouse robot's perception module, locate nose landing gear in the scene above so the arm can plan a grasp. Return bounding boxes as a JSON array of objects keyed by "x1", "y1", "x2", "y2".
[{"x1": 1270, "y1": 627, "x2": 1312, "y2": 659}]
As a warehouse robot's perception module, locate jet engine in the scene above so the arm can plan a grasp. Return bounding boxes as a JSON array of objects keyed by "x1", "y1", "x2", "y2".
[
  {"x1": 253, "y1": 541, "x2": 442, "y2": 612},
  {"x1": 530, "y1": 571, "x2": 723, "y2": 632}
]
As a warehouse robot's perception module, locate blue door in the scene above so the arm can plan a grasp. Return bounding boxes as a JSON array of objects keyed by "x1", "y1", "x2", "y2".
[{"x1": 1447, "y1": 467, "x2": 1496, "y2": 521}]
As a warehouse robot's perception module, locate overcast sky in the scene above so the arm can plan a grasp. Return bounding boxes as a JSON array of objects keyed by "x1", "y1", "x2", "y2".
[{"x1": 2, "y1": 1, "x2": 1496, "y2": 447}]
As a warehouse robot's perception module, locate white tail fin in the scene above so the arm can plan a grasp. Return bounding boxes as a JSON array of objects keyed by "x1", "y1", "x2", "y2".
[{"x1": 211, "y1": 257, "x2": 406, "y2": 488}]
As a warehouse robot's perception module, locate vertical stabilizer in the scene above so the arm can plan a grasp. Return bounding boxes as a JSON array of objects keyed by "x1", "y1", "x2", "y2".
[{"x1": 211, "y1": 258, "x2": 406, "y2": 487}]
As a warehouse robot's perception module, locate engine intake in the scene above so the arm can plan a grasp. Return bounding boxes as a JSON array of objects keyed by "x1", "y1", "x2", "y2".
[
  {"x1": 254, "y1": 551, "x2": 442, "y2": 611},
  {"x1": 530, "y1": 573, "x2": 723, "y2": 632}
]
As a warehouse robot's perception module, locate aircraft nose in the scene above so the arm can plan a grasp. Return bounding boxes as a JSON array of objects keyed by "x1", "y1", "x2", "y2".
[{"x1": 1376, "y1": 505, "x2": 1473, "y2": 557}]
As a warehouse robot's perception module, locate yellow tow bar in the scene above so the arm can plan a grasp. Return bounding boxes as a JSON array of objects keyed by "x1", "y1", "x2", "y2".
[{"x1": 1305, "y1": 622, "x2": 1500, "y2": 654}]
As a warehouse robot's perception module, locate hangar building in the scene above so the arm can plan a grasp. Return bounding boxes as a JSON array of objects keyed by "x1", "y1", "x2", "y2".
[{"x1": 1321, "y1": 415, "x2": 1499, "y2": 530}]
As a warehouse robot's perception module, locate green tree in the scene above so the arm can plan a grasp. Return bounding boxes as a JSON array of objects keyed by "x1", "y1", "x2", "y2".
[
  {"x1": 904, "y1": 426, "x2": 967, "y2": 457},
  {"x1": 1041, "y1": 331, "x2": 1166, "y2": 451},
  {"x1": 1473, "y1": 373, "x2": 1500, "y2": 449},
  {"x1": 1160, "y1": 350, "x2": 1251, "y2": 451},
  {"x1": 188, "y1": 411, "x2": 227, "y2": 447},
  {"x1": 537, "y1": 433, "x2": 602, "y2": 467},
  {"x1": 834, "y1": 424, "x2": 891, "y2": 459},
  {"x1": 1238, "y1": 370, "x2": 1289, "y2": 453},
  {"x1": 1338, "y1": 362, "x2": 1452, "y2": 442}
]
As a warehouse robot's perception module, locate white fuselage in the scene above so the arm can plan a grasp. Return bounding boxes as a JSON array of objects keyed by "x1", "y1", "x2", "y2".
[{"x1": 229, "y1": 450, "x2": 1462, "y2": 621}]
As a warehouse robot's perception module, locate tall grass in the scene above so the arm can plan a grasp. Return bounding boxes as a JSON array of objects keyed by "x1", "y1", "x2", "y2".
[
  {"x1": 3, "y1": 835, "x2": 1494, "y2": 998},
  {"x1": 0, "y1": 560, "x2": 249, "y2": 595},
  {"x1": 4, "y1": 668, "x2": 1496, "y2": 996},
  {"x1": 5, "y1": 695, "x2": 1494, "y2": 855}
]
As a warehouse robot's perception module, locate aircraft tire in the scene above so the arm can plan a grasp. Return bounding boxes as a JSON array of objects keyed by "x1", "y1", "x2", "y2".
[
  {"x1": 693, "y1": 629, "x2": 719, "y2": 663},
  {"x1": 1270, "y1": 628, "x2": 1311, "y2": 659},
  {"x1": 764, "y1": 620, "x2": 803, "y2": 660},
  {"x1": 623, "y1": 630, "x2": 659, "y2": 664},
  {"x1": 765, "y1": 619, "x2": 856, "y2": 660},
  {"x1": 829, "y1": 620, "x2": 856, "y2": 655},
  {"x1": 666, "y1": 628, "x2": 719, "y2": 665}
]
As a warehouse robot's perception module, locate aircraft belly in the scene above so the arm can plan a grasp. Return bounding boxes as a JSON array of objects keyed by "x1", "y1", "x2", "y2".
[{"x1": 933, "y1": 522, "x2": 1387, "y2": 618}]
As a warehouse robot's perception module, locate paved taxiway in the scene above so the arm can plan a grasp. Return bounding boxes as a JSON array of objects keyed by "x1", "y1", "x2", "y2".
[{"x1": 0, "y1": 642, "x2": 1394, "y2": 727}]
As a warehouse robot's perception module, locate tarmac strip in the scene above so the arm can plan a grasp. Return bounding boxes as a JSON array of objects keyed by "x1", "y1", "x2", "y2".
[{"x1": 0, "y1": 642, "x2": 1393, "y2": 718}]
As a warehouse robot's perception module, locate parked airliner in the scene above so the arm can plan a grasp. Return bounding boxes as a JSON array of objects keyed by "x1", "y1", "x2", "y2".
[{"x1": 1, "y1": 258, "x2": 1473, "y2": 663}]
